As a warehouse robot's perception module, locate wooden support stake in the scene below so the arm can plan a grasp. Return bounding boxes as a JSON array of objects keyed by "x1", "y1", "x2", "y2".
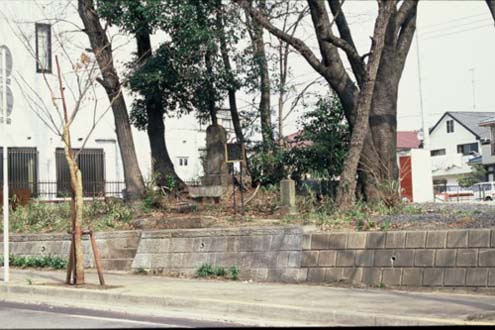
[
  {"x1": 65, "y1": 238, "x2": 74, "y2": 285},
  {"x1": 89, "y1": 230, "x2": 105, "y2": 286}
]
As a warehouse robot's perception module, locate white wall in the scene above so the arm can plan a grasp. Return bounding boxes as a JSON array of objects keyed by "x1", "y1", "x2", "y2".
[
  {"x1": 410, "y1": 149, "x2": 434, "y2": 202},
  {"x1": 0, "y1": 0, "x2": 224, "y2": 187}
]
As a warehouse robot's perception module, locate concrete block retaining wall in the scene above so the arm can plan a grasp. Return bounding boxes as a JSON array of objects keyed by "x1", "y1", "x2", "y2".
[
  {"x1": 2, "y1": 227, "x2": 495, "y2": 288},
  {"x1": 131, "y1": 226, "x2": 306, "y2": 282},
  {"x1": 0, "y1": 231, "x2": 140, "y2": 270},
  {"x1": 302, "y1": 229, "x2": 495, "y2": 288}
]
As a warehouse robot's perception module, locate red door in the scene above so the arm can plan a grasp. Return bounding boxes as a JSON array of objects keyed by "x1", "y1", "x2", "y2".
[{"x1": 399, "y1": 156, "x2": 413, "y2": 202}]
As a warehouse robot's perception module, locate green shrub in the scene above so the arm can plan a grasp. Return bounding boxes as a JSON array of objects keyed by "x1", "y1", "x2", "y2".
[
  {"x1": 0, "y1": 255, "x2": 67, "y2": 269},
  {"x1": 196, "y1": 263, "x2": 214, "y2": 277}
]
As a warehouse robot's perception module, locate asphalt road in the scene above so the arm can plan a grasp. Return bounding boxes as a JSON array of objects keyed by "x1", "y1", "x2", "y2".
[{"x1": 0, "y1": 301, "x2": 242, "y2": 328}]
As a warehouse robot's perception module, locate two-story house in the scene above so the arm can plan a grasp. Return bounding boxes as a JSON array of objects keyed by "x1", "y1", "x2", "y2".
[{"x1": 429, "y1": 111, "x2": 495, "y2": 186}]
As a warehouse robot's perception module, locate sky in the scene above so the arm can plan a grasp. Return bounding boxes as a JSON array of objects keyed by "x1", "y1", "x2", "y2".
[{"x1": 274, "y1": 0, "x2": 495, "y2": 136}]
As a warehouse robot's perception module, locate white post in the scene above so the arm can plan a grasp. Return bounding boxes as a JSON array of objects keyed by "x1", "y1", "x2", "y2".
[{"x1": 2, "y1": 46, "x2": 9, "y2": 283}]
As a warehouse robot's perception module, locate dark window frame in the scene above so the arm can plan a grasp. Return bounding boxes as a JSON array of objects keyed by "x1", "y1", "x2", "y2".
[
  {"x1": 430, "y1": 149, "x2": 446, "y2": 157},
  {"x1": 0, "y1": 147, "x2": 38, "y2": 196},
  {"x1": 35, "y1": 23, "x2": 52, "y2": 73},
  {"x1": 446, "y1": 119, "x2": 454, "y2": 133},
  {"x1": 457, "y1": 142, "x2": 479, "y2": 156},
  {"x1": 55, "y1": 148, "x2": 106, "y2": 197}
]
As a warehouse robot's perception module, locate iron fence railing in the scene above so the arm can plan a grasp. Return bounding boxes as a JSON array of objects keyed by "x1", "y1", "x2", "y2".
[{"x1": 1, "y1": 181, "x2": 127, "y2": 200}]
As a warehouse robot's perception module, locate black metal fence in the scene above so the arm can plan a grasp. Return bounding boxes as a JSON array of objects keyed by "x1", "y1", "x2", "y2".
[{"x1": 2, "y1": 181, "x2": 127, "y2": 200}]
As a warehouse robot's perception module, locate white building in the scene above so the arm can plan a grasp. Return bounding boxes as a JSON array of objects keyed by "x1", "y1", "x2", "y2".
[
  {"x1": 0, "y1": 1, "x2": 232, "y2": 200},
  {"x1": 429, "y1": 111, "x2": 495, "y2": 186}
]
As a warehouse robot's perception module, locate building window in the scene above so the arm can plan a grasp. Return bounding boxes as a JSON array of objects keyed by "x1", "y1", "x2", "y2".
[
  {"x1": 178, "y1": 157, "x2": 188, "y2": 167},
  {"x1": 35, "y1": 23, "x2": 52, "y2": 73},
  {"x1": 457, "y1": 143, "x2": 479, "y2": 156},
  {"x1": 0, "y1": 147, "x2": 38, "y2": 196},
  {"x1": 446, "y1": 119, "x2": 454, "y2": 133},
  {"x1": 430, "y1": 149, "x2": 446, "y2": 157},
  {"x1": 56, "y1": 148, "x2": 105, "y2": 197}
]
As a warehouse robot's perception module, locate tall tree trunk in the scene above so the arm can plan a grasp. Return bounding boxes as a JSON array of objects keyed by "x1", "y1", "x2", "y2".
[
  {"x1": 135, "y1": 31, "x2": 185, "y2": 189},
  {"x1": 216, "y1": 3, "x2": 245, "y2": 143},
  {"x1": 78, "y1": 0, "x2": 145, "y2": 201},
  {"x1": 248, "y1": 0, "x2": 274, "y2": 148},
  {"x1": 336, "y1": 1, "x2": 395, "y2": 209},
  {"x1": 359, "y1": 2, "x2": 418, "y2": 202}
]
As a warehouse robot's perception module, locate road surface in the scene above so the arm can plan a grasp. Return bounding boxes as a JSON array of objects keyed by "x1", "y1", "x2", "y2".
[{"x1": 0, "y1": 301, "x2": 241, "y2": 328}]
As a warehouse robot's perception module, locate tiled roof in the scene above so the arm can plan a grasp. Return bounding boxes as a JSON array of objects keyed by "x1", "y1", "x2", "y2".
[{"x1": 397, "y1": 131, "x2": 420, "y2": 149}]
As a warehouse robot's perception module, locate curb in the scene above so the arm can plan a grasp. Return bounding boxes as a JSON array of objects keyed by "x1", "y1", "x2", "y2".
[{"x1": 0, "y1": 284, "x2": 492, "y2": 326}]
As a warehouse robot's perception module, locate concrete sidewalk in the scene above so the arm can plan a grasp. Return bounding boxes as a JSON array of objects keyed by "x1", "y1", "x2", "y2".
[{"x1": 1, "y1": 269, "x2": 495, "y2": 326}]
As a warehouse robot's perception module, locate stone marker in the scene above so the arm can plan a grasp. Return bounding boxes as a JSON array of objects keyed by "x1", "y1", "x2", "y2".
[
  {"x1": 203, "y1": 125, "x2": 229, "y2": 187},
  {"x1": 280, "y1": 179, "x2": 297, "y2": 215}
]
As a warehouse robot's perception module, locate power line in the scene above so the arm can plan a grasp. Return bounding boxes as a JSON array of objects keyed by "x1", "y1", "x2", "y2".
[
  {"x1": 422, "y1": 24, "x2": 493, "y2": 41},
  {"x1": 421, "y1": 18, "x2": 492, "y2": 35},
  {"x1": 421, "y1": 12, "x2": 487, "y2": 29}
]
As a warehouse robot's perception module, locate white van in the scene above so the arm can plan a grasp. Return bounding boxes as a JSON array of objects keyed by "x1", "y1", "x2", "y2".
[{"x1": 471, "y1": 182, "x2": 495, "y2": 201}]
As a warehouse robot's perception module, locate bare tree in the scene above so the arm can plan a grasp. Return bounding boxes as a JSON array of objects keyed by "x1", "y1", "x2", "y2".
[
  {"x1": 78, "y1": 0, "x2": 146, "y2": 201},
  {"x1": 236, "y1": 0, "x2": 418, "y2": 208}
]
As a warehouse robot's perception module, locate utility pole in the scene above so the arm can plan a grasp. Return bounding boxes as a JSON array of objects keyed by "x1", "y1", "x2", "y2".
[
  {"x1": 469, "y1": 67, "x2": 476, "y2": 110},
  {"x1": 1, "y1": 45, "x2": 9, "y2": 283},
  {"x1": 415, "y1": 31, "x2": 429, "y2": 150}
]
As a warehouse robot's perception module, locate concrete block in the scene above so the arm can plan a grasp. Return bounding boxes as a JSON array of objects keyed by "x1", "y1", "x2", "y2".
[
  {"x1": 426, "y1": 231, "x2": 447, "y2": 248},
  {"x1": 342, "y1": 268, "x2": 363, "y2": 284},
  {"x1": 468, "y1": 229, "x2": 491, "y2": 248},
  {"x1": 194, "y1": 237, "x2": 227, "y2": 252},
  {"x1": 354, "y1": 250, "x2": 374, "y2": 267},
  {"x1": 303, "y1": 234, "x2": 311, "y2": 250},
  {"x1": 385, "y1": 232, "x2": 406, "y2": 249},
  {"x1": 239, "y1": 236, "x2": 271, "y2": 252},
  {"x1": 435, "y1": 249, "x2": 456, "y2": 267},
  {"x1": 311, "y1": 234, "x2": 330, "y2": 250},
  {"x1": 392, "y1": 250, "x2": 414, "y2": 267},
  {"x1": 414, "y1": 249, "x2": 435, "y2": 267},
  {"x1": 488, "y1": 270, "x2": 495, "y2": 287},
  {"x1": 479, "y1": 249, "x2": 495, "y2": 267},
  {"x1": 280, "y1": 235, "x2": 303, "y2": 251},
  {"x1": 405, "y1": 232, "x2": 427, "y2": 248},
  {"x1": 362, "y1": 268, "x2": 382, "y2": 286},
  {"x1": 301, "y1": 251, "x2": 319, "y2": 267},
  {"x1": 366, "y1": 232, "x2": 386, "y2": 249},
  {"x1": 447, "y1": 231, "x2": 468, "y2": 248},
  {"x1": 346, "y1": 233, "x2": 367, "y2": 249},
  {"x1": 382, "y1": 268, "x2": 402, "y2": 286},
  {"x1": 318, "y1": 251, "x2": 336, "y2": 267},
  {"x1": 328, "y1": 233, "x2": 347, "y2": 249},
  {"x1": 288, "y1": 251, "x2": 302, "y2": 268},
  {"x1": 466, "y1": 268, "x2": 488, "y2": 287},
  {"x1": 423, "y1": 269, "x2": 444, "y2": 286},
  {"x1": 402, "y1": 268, "x2": 423, "y2": 286},
  {"x1": 225, "y1": 237, "x2": 240, "y2": 252},
  {"x1": 374, "y1": 250, "x2": 394, "y2": 267},
  {"x1": 325, "y1": 268, "x2": 343, "y2": 282},
  {"x1": 170, "y1": 238, "x2": 194, "y2": 252},
  {"x1": 444, "y1": 269, "x2": 466, "y2": 286},
  {"x1": 307, "y1": 268, "x2": 326, "y2": 282},
  {"x1": 336, "y1": 250, "x2": 355, "y2": 267},
  {"x1": 456, "y1": 249, "x2": 477, "y2": 267},
  {"x1": 275, "y1": 252, "x2": 289, "y2": 268},
  {"x1": 492, "y1": 229, "x2": 495, "y2": 247}
]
